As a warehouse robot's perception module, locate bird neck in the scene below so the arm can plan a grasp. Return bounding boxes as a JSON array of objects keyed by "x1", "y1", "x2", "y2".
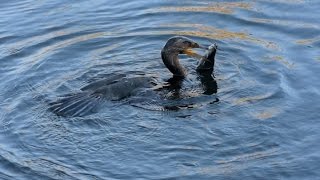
[{"x1": 161, "y1": 49, "x2": 186, "y2": 77}]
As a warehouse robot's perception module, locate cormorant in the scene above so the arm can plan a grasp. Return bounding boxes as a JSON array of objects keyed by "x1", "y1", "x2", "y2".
[{"x1": 49, "y1": 36, "x2": 217, "y2": 117}]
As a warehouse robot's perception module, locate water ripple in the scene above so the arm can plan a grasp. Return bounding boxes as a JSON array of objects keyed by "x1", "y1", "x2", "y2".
[{"x1": 0, "y1": 0, "x2": 319, "y2": 179}]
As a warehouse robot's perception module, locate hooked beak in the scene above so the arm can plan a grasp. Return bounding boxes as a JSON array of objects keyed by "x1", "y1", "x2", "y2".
[
  {"x1": 183, "y1": 48, "x2": 198, "y2": 57},
  {"x1": 183, "y1": 48, "x2": 205, "y2": 61},
  {"x1": 193, "y1": 42, "x2": 209, "y2": 50},
  {"x1": 183, "y1": 41, "x2": 208, "y2": 59},
  {"x1": 183, "y1": 42, "x2": 216, "y2": 62}
]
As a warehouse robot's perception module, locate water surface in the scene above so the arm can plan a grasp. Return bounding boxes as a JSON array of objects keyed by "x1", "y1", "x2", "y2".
[{"x1": 0, "y1": 0, "x2": 319, "y2": 179}]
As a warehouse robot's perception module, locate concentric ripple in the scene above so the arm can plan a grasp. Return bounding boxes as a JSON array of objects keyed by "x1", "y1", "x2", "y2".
[{"x1": 0, "y1": 0, "x2": 319, "y2": 179}]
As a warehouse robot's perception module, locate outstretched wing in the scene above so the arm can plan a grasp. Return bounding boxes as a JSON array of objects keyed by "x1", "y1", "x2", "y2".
[{"x1": 48, "y1": 92, "x2": 104, "y2": 117}]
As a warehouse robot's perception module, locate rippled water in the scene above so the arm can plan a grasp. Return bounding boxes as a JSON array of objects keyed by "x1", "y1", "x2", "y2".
[{"x1": 1, "y1": 0, "x2": 319, "y2": 179}]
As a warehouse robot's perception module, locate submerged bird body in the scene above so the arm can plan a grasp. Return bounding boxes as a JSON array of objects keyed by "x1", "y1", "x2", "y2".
[
  {"x1": 49, "y1": 75, "x2": 156, "y2": 116},
  {"x1": 81, "y1": 75, "x2": 155, "y2": 100},
  {"x1": 49, "y1": 36, "x2": 217, "y2": 117}
]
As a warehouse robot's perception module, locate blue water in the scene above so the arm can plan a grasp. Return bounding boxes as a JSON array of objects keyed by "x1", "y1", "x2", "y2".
[{"x1": 0, "y1": 0, "x2": 319, "y2": 179}]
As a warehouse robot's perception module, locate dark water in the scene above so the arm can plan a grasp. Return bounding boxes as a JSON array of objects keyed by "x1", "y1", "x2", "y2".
[{"x1": 1, "y1": 0, "x2": 319, "y2": 179}]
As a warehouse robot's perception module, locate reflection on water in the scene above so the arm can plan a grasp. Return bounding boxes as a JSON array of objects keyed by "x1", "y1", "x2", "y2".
[
  {"x1": 252, "y1": 108, "x2": 281, "y2": 120},
  {"x1": 263, "y1": 55, "x2": 295, "y2": 69},
  {"x1": 0, "y1": 0, "x2": 320, "y2": 179},
  {"x1": 159, "y1": 23, "x2": 279, "y2": 49},
  {"x1": 296, "y1": 36, "x2": 320, "y2": 45},
  {"x1": 150, "y1": 2, "x2": 252, "y2": 14}
]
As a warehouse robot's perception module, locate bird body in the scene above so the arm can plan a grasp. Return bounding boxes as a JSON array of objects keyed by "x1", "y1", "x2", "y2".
[{"x1": 49, "y1": 36, "x2": 217, "y2": 117}]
